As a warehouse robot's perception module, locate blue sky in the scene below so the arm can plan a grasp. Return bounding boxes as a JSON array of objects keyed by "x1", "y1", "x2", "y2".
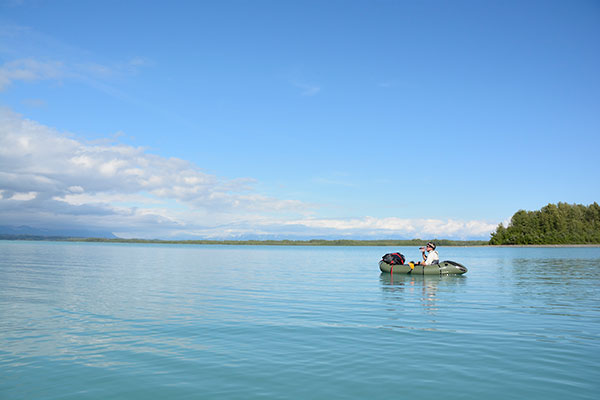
[{"x1": 1, "y1": 0, "x2": 599, "y2": 240}]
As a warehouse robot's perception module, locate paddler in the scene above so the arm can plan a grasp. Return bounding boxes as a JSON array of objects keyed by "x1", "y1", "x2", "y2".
[{"x1": 418, "y1": 242, "x2": 439, "y2": 265}]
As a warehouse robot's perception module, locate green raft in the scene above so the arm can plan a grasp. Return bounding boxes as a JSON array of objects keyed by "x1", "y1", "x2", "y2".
[{"x1": 379, "y1": 260, "x2": 468, "y2": 275}]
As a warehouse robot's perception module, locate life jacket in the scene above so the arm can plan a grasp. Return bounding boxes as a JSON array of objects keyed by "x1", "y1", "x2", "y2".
[{"x1": 425, "y1": 250, "x2": 439, "y2": 265}]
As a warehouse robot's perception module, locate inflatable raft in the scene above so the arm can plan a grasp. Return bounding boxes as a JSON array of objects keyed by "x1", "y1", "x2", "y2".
[{"x1": 379, "y1": 260, "x2": 468, "y2": 275}]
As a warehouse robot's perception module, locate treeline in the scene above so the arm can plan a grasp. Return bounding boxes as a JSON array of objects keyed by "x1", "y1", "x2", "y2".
[
  {"x1": 0, "y1": 235, "x2": 487, "y2": 247},
  {"x1": 68, "y1": 238, "x2": 488, "y2": 246},
  {"x1": 489, "y1": 202, "x2": 600, "y2": 245},
  {"x1": 0, "y1": 234, "x2": 71, "y2": 241}
]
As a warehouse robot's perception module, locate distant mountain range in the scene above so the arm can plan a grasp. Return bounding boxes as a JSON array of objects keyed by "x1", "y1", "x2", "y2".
[
  {"x1": 0, "y1": 225, "x2": 118, "y2": 239},
  {"x1": 0, "y1": 226, "x2": 486, "y2": 242}
]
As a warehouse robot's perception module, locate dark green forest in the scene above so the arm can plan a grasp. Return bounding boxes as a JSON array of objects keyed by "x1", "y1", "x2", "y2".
[{"x1": 489, "y1": 202, "x2": 600, "y2": 245}]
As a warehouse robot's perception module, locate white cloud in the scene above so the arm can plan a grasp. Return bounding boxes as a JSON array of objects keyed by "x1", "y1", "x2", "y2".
[
  {"x1": 0, "y1": 55, "x2": 151, "y2": 91},
  {"x1": 0, "y1": 108, "x2": 311, "y2": 236},
  {"x1": 0, "y1": 58, "x2": 64, "y2": 90},
  {"x1": 0, "y1": 109, "x2": 498, "y2": 239},
  {"x1": 0, "y1": 190, "x2": 37, "y2": 201},
  {"x1": 22, "y1": 98, "x2": 47, "y2": 108},
  {"x1": 292, "y1": 81, "x2": 321, "y2": 96},
  {"x1": 280, "y1": 217, "x2": 496, "y2": 239}
]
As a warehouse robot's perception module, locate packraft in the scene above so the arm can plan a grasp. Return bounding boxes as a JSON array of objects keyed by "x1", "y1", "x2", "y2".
[{"x1": 379, "y1": 259, "x2": 468, "y2": 275}]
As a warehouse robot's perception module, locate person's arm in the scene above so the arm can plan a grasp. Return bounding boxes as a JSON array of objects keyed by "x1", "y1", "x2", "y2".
[
  {"x1": 418, "y1": 249, "x2": 427, "y2": 264},
  {"x1": 423, "y1": 253, "x2": 430, "y2": 265}
]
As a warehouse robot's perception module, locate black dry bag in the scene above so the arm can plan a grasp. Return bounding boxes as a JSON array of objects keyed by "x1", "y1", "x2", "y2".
[{"x1": 382, "y1": 252, "x2": 405, "y2": 265}]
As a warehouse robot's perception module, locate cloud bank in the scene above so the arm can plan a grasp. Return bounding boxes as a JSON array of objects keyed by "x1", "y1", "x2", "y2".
[{"x1": 0, "y1": 109, "x2": 497, "y2": 239}]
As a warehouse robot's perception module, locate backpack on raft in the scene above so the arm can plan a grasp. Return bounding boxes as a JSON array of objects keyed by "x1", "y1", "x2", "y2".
[{"x1": 382, "y1": 252, "x2": 405, "y2": 265}]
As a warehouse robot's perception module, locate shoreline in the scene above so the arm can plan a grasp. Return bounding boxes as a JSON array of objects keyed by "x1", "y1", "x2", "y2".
[
  {"x1": 1, "y1": 236, "x2": 599, "y2": 247},
  {"x1": 483, "y1": 244, "x2": 600, "y2": 248}
]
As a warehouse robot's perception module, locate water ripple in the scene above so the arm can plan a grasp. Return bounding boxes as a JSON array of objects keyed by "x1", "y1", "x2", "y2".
[{"x1": 1, "y1": 242, "x2": 599, "y2": 399}]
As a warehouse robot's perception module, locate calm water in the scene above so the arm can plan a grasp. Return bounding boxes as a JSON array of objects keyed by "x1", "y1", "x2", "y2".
[{"x1": 1, "y1": 241, "x2": 599, "y2": 399}]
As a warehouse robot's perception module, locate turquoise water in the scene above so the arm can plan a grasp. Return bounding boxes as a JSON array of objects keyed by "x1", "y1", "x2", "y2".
[{"x1": 1, "y1": 241, "x2": 599, "y2": 399}]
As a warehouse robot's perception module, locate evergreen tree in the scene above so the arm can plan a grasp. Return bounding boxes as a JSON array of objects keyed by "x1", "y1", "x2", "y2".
[{"x1": 489, "y1": 202, "x2": 600, "y2": 245}]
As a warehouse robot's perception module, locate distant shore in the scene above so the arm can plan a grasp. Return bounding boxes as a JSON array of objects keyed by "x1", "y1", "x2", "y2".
[
  {"x1": 485, "y1": 244, "x2": 600, "y2": 248},
  {"x1": 0, "y1": 236, "x2": 485, "y2": 246},
  {"x1": 2, "y1": 235, "x2": 600, "y2": 247}
]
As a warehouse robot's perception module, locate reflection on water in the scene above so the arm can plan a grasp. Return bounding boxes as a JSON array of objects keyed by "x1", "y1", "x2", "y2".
[{"x1": 379, "y1": 273, "x2": 467, "y2": 315}]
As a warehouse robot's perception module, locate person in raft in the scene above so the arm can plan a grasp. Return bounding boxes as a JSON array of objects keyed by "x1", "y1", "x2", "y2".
[{"x1": 418, "y1": 242, "x2": 439, "y2": 265}]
